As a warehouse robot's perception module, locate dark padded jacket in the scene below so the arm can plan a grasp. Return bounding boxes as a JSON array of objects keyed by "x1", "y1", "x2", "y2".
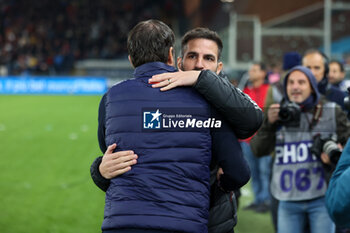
[
  {"x1": 318, "y1": 76, "x2": 347, "y2": 110},
  {"x1": 91, "y1": 68, "x2": 257, "y2": 233},
  {"x1": 101, "y1": 62, "x2": 212, "y2": 232},
  {"x1": 92, "y1": 69, "x2": 258, "y2": 192},
  {"x1": 326, "y1": 139, "x2": 350, "y2": 228}
]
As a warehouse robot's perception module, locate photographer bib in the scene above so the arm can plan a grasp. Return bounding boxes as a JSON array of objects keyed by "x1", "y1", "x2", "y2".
[{"x1": 271, "y1": 102, "x2": 337, "y2": 201}]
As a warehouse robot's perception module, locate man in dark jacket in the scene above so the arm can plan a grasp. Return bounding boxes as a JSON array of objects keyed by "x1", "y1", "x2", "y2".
[
  {"x1": 328, "y1": 59, "x2": 350, "y2": 92},
  {"x1": 302, "y1": 49, "x2": 347, "y2": 110},
  {"x1": 94, "y1": 20, "x2": 251, "y2": 233},
  {"x1": 149, "y1": 30, "x2": 262, "y2": 138},
  {"x1": 326, "y1": 138, "x2": 350, "y2": 228},
  {"x1": 92, "y1": 27, "x2": 260, "y2": 233}
]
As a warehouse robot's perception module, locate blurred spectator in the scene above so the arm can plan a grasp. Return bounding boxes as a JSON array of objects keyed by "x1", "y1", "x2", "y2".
[
  {"x1": 302, "y1": 49, "x2": 347, "y2": 110},
  {"x1": 267, "y1": 62, "x2": 282, "y2": 84},
  {"x1": 328, "y1": 60, "x2": 350, "y2": 92},
  {"x1": 0, "y1": 0, "x2": 178, "y2": 75},
  {"x1": 241, "y1": 62, "x2": 272, "y2": 214},
  {"x1": 282, "y1": 52, "x2": 302, "y2": 71}
]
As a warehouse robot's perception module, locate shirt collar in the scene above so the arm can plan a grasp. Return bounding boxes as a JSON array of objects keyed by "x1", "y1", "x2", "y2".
[{"x1": 133, "y1": 62, "x2": 177, "y2": 78}]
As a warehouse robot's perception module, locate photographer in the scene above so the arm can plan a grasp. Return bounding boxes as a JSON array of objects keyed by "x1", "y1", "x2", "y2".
[
  {"x1": 328, "y1": 60, "x2": 349, "y2": 92},
  {"x1": 251, "y1": 66, "x2": 350, "y2": 233}
]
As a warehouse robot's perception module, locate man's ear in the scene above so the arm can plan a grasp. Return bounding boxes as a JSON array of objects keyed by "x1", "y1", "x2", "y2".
[
  {"x1": 340, "y1": 71, "x2": 346, "y2": 79},
  {"x1": 216, "y1": 61, "x2": 223, "y2": 75},
  {"x1": 167, "y1": 47, "x2": 175, "y2": 66},
  {"x1": 177, "y1": 57, "x2": 183, "y2": 71},
  {"x1": 128, "y1": 55, "x2": 135, "y2": 68}
]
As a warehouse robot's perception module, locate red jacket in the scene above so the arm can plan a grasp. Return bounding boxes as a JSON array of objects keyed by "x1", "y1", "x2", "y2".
[{"x1": 241, "y1": 83, "x2": 270, "y2": 143}]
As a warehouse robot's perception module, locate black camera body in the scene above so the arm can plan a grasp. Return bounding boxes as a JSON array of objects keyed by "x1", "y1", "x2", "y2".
[
  {"x1": 278, "y1": 99, "x2": 301, "y2": 127},
  {"x1": 310, "y1": 134, "x2": 342, "y2": 165},
  {"x1": 345, "y1": 95, "x2": 350, "y2": 110},
  {"x1": 344, "y1": 87, "x2": 350, "y2": 120},
  {"x1": 344, "y1": 87, "x2": 350, "y2": 111}
]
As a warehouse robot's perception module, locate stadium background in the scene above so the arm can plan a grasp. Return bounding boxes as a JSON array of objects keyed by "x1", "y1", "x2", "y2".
[{"x1": 1, "y1": 0, "x2": 349, "y2": 232}]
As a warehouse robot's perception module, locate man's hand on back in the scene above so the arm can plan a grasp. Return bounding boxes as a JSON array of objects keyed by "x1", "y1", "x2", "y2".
[
  {"x1": 100, "y1": 143, "x2": 138, "y2": 179},
  {"x1": 149, "y1": 70, "x2": 201, "y2": 91}
]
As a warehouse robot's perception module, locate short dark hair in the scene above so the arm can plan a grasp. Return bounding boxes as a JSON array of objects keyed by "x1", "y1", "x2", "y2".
[
  {"x1": 127, "y1": 19, "x2": 175, "y2": 67},
  {"x1": 180, "y1": 27, "x2": 223, "y2": 60},
  {"x1": 303, "y1": 49, "x2": 329, "y2": 66},
  {"x1": 329, "y1": 59, "x2": 345, "y2": 72},
  {"x1": 302, "y1": 49, "x2": 329, "y2": 75},
  {"x1": 251, "y1": 61, "x2": 266, "y2": 71}
]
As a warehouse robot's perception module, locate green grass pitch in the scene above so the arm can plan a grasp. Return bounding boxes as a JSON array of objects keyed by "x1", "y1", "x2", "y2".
[
  {"x1": 0, "y1": 95, "x2": 273, "y2": 233},
  {"x1": 0, "y1": 96, "x2": 105, "y2": 233}
]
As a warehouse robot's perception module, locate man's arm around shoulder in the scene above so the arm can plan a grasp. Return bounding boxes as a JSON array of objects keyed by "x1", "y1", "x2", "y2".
[{"x1": 194, "y1": 70, "x2": 263, "y2": 139}]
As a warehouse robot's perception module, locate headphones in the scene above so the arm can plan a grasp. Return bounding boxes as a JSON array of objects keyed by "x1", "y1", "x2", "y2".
[
  {"x1": 303, "y1": 49, "x2": 329, "y2": 77},
  {"x1": 319, "y1": 51, "x2": 329, "y2": 77}
]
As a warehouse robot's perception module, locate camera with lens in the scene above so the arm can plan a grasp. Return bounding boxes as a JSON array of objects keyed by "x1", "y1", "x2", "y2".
[
  {"x1": 344, "y1": 87, "x2": 350, "y2": 118},
  {"x1": 278, "y1": 99, "x2": 301, "y2": 127},
  {"x1": 310, "y1": 134, "x2": 342, "y2": 165}
]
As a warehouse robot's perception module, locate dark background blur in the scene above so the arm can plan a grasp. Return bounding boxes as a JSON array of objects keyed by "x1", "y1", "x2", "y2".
[{"x1": 1, "y1": 0, "x2": 350, "y2": 81}]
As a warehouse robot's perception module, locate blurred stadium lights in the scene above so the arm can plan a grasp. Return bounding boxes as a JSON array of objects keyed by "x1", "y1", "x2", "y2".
[
  {"x1": 220, "y1": 0, "x2": 235, "y2": 2},
  {"x1": 324, "y1": 0, "x2": 331, "y2": 58},
  {"x1": 223, "y1": 0, "x2": 350, "y2": 70}
]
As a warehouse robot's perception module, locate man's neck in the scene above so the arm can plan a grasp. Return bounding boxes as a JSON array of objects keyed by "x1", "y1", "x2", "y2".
[
  {"x1": 251, "y1": 78, "x2": 264, "y2": 88},
  {"x1": 334, "y1": 80, "x2": 344, "y2": 86}
]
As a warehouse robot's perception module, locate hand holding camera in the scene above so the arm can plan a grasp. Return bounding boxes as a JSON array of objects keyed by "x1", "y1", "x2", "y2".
[
  {"x1": 267, "y1": 99, "x2": 302, "y2": 127},
  {"x1": 267, "y1": 103, "x2": 281, "y2": 124},
  {"x1": 310, "y1": 134, "x2": 342, "y2": 166},
  {"x1": 278, "y1": 99, "x2": 301, "y2": 127}
]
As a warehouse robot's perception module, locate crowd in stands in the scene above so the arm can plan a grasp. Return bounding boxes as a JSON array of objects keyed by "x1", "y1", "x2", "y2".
[
  {"x1": 0, "y1": 0, "x2": 178, "y2": 75},
  {"x1": 1, "y1": 0, "x2": 349, "y2": 79}
]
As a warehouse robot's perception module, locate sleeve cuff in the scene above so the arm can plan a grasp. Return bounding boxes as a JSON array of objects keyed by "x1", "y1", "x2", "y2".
[{"x1": 90, "y1": 156, "x2": 110, "y2": 192}]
